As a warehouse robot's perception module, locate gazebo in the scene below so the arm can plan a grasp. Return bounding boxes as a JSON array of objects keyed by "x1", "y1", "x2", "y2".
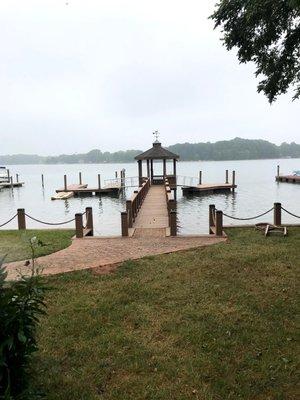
[{"x1": 135, "y1": 138, "x2": 179, "y2": 187}]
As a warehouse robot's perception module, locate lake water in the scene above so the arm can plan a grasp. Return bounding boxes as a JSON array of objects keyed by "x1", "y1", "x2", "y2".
[{"x1": 0, "y1": 159, "x2": 299, "y2": 235}]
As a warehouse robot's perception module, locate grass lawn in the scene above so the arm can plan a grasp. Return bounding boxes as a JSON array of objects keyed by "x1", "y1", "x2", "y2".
[
  {"x1": 32, "y1": 228, "x2": 299, "y2": 400},
  {"x1": 0, "y1": 229, "x2": 74, "y2": 263}
]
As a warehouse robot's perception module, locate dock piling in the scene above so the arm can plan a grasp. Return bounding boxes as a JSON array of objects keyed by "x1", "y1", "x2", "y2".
[
  {"x1": 75, "y1": 213, "x2": 84, "y2": 238},
  {"x1": 79, "y1": 172, "x2": 82, "y2": 185},
  {"x1": 209, "y1": 204, "x2": 216, "y2": 234},
  {"x1": 225, "y1": 170, "x2": 229, "y2": 184},
  {"x1": 170, "y1": 210, "x2": 177, "y2": 236},
  {"x1": 274, "y1": 202, "x2": 282, "y2": 226},
  {"x1": 121, "y1": 211, "x2": 129, "y2": 236},
  {"x1": 277, "y1": 165, "x2": 280, "y2": 178},
  {"x1": 199, "y1": 171, "x2": 202, "y2": 185},
  {"x1": 126, "y1": 200, "x2": 133, "y2": 227},
  {"x1": 10, "y1": 177, "x2": 13, "y2": 189},
  {"x1": 16, "y1": 174, "x2": 19, "y2": 183},
  {"x1": 232, "y1": 170, "x2": 236, "y2": 191},
  {"x1": 85, "y1": 207, "x2": 94, "y2": 236},
  {"x1": 42, "y1": 174, "x2": 44, "y2": 188},
  {"x1": 97, "y1": 174, "x2": 101, "y2": 189},
  {"x1": 17, "y1": 208, "x2": 26, "y2": 230},
  {"x1": 215, "y1": 210, "x2": 223, "y2": 236},
  {"x1": 64, "y1": 175, "x2": 68, "y2": 191}
]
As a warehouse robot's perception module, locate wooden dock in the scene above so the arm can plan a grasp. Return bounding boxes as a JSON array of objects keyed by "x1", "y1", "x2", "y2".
[
  {"x1": 133, "y1": 185, "x2": 169, "y2": 237},
  {"x1": 53, "y1": 183, "x2": 120, "y2": 200},
  {"x1": 276, "y1": 175, "x2": 300, "y2": 184},
  {"x1": 0, "y1": 182, "x2": 24, "y2": 189},
  {"x1": 182, "y1": 182, "x2": 236, "y2": 194}
]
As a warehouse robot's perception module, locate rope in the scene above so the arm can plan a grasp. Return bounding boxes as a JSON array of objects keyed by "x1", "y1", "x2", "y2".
[
  {"x1": 281, "y1": 207, "x2": 300, "y2": 219},
  {"x1": 25, "y1": 213, "x2": 75, "y2": 226},
  {"x1": 222, "y1": 207, "x2": 274, "y2": 221},
  {"x1": 0, "y1": 213, "x2": 17, "y2": 228}
]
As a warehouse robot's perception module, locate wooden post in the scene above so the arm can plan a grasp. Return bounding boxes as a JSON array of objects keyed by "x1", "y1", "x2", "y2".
[
  {"x1": 215, "y1": 210, "x2": 223, "y2": 237},
  {"x1": 121, "y1": 211, "x2": 129, "y2": 236},
  {"x1": 150, "y1": 159, "x2": 154, "y2": 183},
  {"x1": 16, "y1": 174, "x2": 19, "y2": 183},
  {"x1": 64, "y1": 175, "x2": 67, "y2": 191},
  {"x1": 209, "y1": 204, "x2": 216, "y2": 234},
  {"x1": 274, "y1": 202, "x2": 282, "y2": 226},
  {"x1": 85, "y1": 207, "x2": 94, "y2": 236},
  {"x1": 7, "y1": 169, "x2": 10, "y2": 181},
  {"x1": 10, "y1": 176, "x2": 13, "y2": 189},
  {"x1": 277, "y1": 165, "x2": 280, "y2": 178},
  {"x1": 75, "y1": 213, "x2": 84, "y2": 238},
  {"x1": 173, "y1": 159, "x2": 177, "y2": 177},
  {"x1": 17, "y1": 208, "x2": 26, "y2": 230},
  {"x1": 199, "y1": 170, "x2": 202, "y2": 185},
  {"x1": 170, "y1": 210, "x2": 177, "y2": 236},
  {"x1": 79, "y1": 172, "x2": 82, "y2": 185},
  {"x1": 225, "y1": 170, "x2": 229, "y2": 184},
  {"x1": 232, "y1": 170, "x2": 236, "y2": 191},
  {"x1": 41, "y1": 174, "x2": 44, "y2": 188},
  {"x1": 138, "y1": 160, "x2": 143, "y2": 187},
  {"x1": 98, "y1": 174, "x2": 101, "y2": 189},
  {"x1": 126, "y1": 200, "x2": 133, "y2": 227},
  {"x1": 115, "y1": 171, "x2": 118, "y2": 178}
]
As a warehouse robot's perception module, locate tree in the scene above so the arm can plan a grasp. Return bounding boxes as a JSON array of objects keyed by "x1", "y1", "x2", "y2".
[{"x1": 211, "y1": 0, "x2": 300, "y2": 102}]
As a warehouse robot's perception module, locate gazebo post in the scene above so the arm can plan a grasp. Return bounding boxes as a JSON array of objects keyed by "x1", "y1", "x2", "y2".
[
  {"x1": 163, "y1": 159, "x2": 167, "y2": 177},
  {"x1": 147, "y1": 159, "x2": 150, "y2": 178},
  {"x1": 150, "y1": 159, "x2": 154, "y2": 183},
  {"x1": 138, "y1": 160, "x2": 143, "y2": 186}
]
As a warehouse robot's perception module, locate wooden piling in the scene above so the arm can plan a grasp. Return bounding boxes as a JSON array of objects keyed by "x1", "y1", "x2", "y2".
[
  {"x1": 17, "y1": 208, "x2": 26, "y2": 230},
  {"x1": 274, "y1": 202, "x2": 282, "y2": 226},
  {"x1": 215, "y1": 210, "x2": 223, "y2": 236},
  {"x1": 85, "y1": 207, "x2": 94, "y2": 236},
  {"x1": 16, "y1": 174, "x2": 19, "y2": 183},
  {"x1": 79, "y1": 172, "x2": 82, "y2": 185},
  {"x1": 170, "y1": 210, "x2": 177, "y2": 236},
  {"x1": 115, "y1": 171, "x2": 118, "y2": 178},
  {"x1": 121, "y1": 211, "x2": 129, "y2": 236},
  {"x1": 98, "y1": 174, "x2": 101, "y2": 189},
  {"x1": 75, "y1": 213, "x2": 84, "y2": 238},
  {"x1": 277, "y1": 165, "x2": 280, "y2": 178},
  {"x1": 225, "y1": 170, "x2": 229, "y2": 184},
  {"x1": 64, "y1": 175, "x2": 68, "y2": 191},
  {"x1": 42, "y1": 174, "x2": 44, "y2": 188},
  {"x1": 232, "y1": 170, "x2": 236, "y2": 191},
  {"x1": 126, "y1": 200, "x2": 133, "y2": 227},
  {"x1": 199, "y1": 170, "x2": 202, "y2": 185},
  {"x1": 209, "y1": 204, "x2": 216, "y2": 234},
  {"x1": 10, "y1": 177, "x2": 13, "y2": 189}
]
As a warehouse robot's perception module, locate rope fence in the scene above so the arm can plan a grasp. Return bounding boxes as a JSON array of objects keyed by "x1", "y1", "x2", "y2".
[
  {"x1": 222, "y1": 207, "x2": 274, "y2": 221},
  {"x1": 25, "y1": 213, "x2": 76, "y2": 226},
  {"x1": 281, "y1": 207, "x2": 300, "y2": 219},
  {"x1": 0, "y1": 213, "x2": 18, "y2": 228}
]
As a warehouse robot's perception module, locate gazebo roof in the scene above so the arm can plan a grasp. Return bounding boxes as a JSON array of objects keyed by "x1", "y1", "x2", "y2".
[{"x1": 135, "y1": 141, "x2": 179, "y2": 160}]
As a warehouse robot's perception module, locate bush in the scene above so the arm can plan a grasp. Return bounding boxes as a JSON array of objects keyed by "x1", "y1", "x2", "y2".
[{"x1": 0, "y1": 237, "x2": 48, "y2": 399}]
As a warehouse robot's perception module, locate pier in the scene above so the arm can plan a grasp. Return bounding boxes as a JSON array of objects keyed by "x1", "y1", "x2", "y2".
[{"x1": 276, "y1": 165, "x2": 300, "y2": 184}]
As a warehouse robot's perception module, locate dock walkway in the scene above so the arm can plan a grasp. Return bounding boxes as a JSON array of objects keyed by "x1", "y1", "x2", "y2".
[{"x1": 133, "y1": 185, "x2": 169, "y2": 237}]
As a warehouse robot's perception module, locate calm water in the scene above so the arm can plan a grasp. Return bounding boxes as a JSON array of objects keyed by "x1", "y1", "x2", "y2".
[{"x1": 0, "y1": 159, "x2": 299, "y2": 235}]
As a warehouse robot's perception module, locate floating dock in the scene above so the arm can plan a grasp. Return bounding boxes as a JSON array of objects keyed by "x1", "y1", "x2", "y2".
[
  {"x1": 0, "y1": 182, "x2": 24, "y2": 189},
  {"x1": 276, "y1": 175, "x2": 300, "y2": 184},
  {"x1": 182, "y1": 182, "x2": 237, "y2": 194}
]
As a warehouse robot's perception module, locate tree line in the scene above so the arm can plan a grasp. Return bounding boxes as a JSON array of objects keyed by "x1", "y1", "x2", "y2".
[{"x1": 1, "y1": 138, "x2": 299, "y2": 164}]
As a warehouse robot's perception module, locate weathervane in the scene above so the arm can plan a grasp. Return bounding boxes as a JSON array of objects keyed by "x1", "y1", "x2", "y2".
[{"x1": 153, "y1": 130, "x2": 160, "y2": 141}]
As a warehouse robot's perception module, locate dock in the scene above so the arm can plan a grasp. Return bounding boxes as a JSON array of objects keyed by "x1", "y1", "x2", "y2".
[
  {"x1": 0, "y1": 182, "x2": 24, "y2": 189},
  {"x1": 182, "y1": 182, "x2": 237, "y2": 194},
  {"x1": 276, "y1": 175, "x2": 300, "y2": 184},
  {"x1": 275, "y1": 165, "x2": 300, "y2": 184}
]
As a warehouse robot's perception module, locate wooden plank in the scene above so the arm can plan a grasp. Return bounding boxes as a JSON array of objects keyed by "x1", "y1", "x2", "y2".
[{"x1": 51, "y1": 191, "x2": 74, "y2": 200}]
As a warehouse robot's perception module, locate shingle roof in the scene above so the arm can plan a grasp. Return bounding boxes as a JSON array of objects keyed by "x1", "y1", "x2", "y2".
[{"x1": 135, "y1": 141, "x2": 179, "y2": 160}]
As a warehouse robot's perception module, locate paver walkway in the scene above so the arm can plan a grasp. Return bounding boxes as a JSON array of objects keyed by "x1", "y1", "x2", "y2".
[
  {"x1": 5, "y1": 235, "x2": 226, "y2": 280},
  {"x1": 133, "y1": 185, "x2": 169, "y2": 237}
]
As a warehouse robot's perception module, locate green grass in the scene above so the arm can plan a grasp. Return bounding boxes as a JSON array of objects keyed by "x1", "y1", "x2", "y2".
[
  {"x1": 0, "y1": 229, "x2": 74, "y2": 262},
  {"x1": 32, "y1": 228, "x2": 299, "y2": 400}
]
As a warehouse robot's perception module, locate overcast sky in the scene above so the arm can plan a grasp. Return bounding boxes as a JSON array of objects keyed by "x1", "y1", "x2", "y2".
[{"x1": 0, "y1": 0, "x2": 299, "y2": 155}]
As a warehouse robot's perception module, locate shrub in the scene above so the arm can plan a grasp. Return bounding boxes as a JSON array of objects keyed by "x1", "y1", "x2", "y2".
[{"x1": 0, "y1": 237, "x2": 48, "y2": 399}]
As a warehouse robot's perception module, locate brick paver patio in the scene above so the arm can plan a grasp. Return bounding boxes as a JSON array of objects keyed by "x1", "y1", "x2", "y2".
[{"x1": 5, "y1": 235, "x2": 225, "y2": 280}]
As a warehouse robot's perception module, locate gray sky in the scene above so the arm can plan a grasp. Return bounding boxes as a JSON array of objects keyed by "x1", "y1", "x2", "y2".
[{"x1": 0, "y1": 0, "x2": 299, "y2": 155}]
